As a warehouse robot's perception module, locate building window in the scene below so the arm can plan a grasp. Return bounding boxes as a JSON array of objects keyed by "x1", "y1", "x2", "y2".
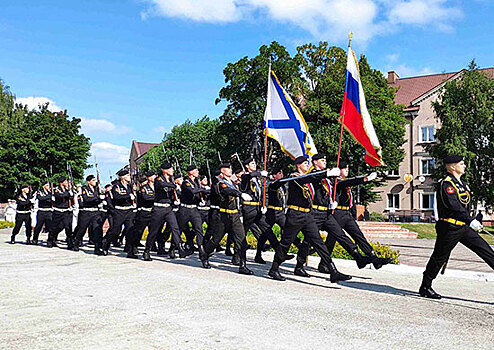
[
  {"x1": 421, "y1": 158, "x2": 434, "y2": 175},
  {"x1": 385, "y1": 169, "x2": 399, "y2": 177},
  {"x1": 421, "y1": 193, "x2": 435, "y2": 210},
  {"x1": 420, "y1": 126, "x2": 435, "y2": 143},
  {"x1": 387, "y1": 193, "x2": 400, "y2": 209}
]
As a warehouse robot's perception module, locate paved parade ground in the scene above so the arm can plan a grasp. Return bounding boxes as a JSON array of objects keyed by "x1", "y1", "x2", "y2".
[{"x1": 1, "y1": 229, "x2": 493, "y2": 350}]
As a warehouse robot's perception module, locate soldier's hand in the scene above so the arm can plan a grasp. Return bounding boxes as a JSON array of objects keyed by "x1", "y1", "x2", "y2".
[
  {"x1": 130, "y1": 193, "x2": 135, "y2": 201},
  {"x1": 174, "y1": 200, "x2": 180, "y2": 206},
  {"x1": 469, "y1": 219, "x2": 483, "y2": 232},
  {"x1": 327, "y1": 167, "x2": 340, "y2": 177},
  {"x1": 261, "y1": 206, "x2": 267, "y2": 214},
  {"x1": 99, "y1": 194, "x2": 105, "y2": 200},
  {"x1": 260, "y1": 170, "x2": 268, "y2": 178},
  {"x1": 329, "y1": 201, "x2": 338, "y2": 210},
  {"x1": 366, "y1": 172, "x2": 377, "y2": 181},
  {"x1": 241, "y1": 193, "x2": 253, "y2": 202}
]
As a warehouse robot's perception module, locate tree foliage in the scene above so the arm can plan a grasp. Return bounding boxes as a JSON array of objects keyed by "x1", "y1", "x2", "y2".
[{"x1": 427, "y1": 61, "x2": 494, "y2": 209}]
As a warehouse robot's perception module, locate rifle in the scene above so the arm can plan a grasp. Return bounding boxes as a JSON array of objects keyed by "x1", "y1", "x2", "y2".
[
  {"x1": 173, "y1": 155, "x2": 183, "y2": 177},
  {"x1": 232, "y1": 152, "x2": 245, "y2": 172},
  {"x1": 217, "y1": 151, "x2": 223, "y2": 163},
  {"x1": 206, "y1": 159, "x2": 212, "y2": 186},
  {"x1": 66, "y1": 161, "x2": 75, "y2": 207},
  {"x1": 49, "y1": 165, "x2": 54, "y2": 193},
  {"x1": 94, "y1": 156, "x2": 101, "y2": 194}
]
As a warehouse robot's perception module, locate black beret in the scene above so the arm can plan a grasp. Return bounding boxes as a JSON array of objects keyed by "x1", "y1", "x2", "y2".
[
  {"x1": 219, "y1": 163, "x2": 231, "y2": 169},
  {"x1": 138, "y1": 176, "x2": 147, "y2": 184},
  {"x1": 111, "y1": 179, "x2": 118, "y2": 185},
  {"x1": 294, "y1": 156, "x2": 308, "y2": 165},
  {"x1": 104, "y1": 184, "x2": 112, "y2": 189},
  {"x1": 42, "y1": 180, "x2": 50, "y2": 186},
  {"x1": 443, "y1": 154, "x2": 463, "y2": 164},
  {"x1": 312, "y1": 153, "x2": 326, "y2": 161},
  {"x1": 20, "y1": 184, "x2": 29, "y2": 189},
  {"x1": 145, "y1": 170, "x2": 155, "y2": 177},
  {"x1": 117, "y1": 169, "x2": 129, "y2": 177},
  {"x1": 86, "y1": 175, "x2": 95, "y2": 182},
  {"x1": 199, "y1": 175, "x2": 207, "y2": 180},
  {"x1": 338, "y1": 160, "x2": 348, "y2": 169},
  {"x1": 160, "y1": 162, "x2": 172, "y2": 170},
  {"x1": 271, "y1": 166, "x2": 283, "y2": 174},
  {"x1": 186, "y1": 165, "x2": 197, "y2": 172},
  {"x1": 243, "y1": 157, "x2": 254, "y2": 165},
  {"x1": 57, "y1": 176, "x2": 67, "y2": 183},
  {"x1": 233, "y1": 166, "x2": 243, "y2": 174}
]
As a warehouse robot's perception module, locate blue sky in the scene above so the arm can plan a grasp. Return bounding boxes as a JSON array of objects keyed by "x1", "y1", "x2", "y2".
[{"x1": 1, "y1": 0, "x2": 492, "y2": 184}]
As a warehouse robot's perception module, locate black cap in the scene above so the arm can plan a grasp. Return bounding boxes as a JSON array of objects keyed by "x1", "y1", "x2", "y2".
[
  {"x1": 271, "y1": 165, "x2": 283, "y2": 174},
  {"x1": 186, "y1": 165, "x2": 197, "y2": 172},
  {"x1": 199, "y1": 175, "x2": 207, "y2": 180},
  {"x1": 160, "y1": 162, "x2": 172, "y2": 170},
  {"x1": 104, "y1": 184, "x2": 112, "y2": 189},
  {"x1": 443, "y1": 154, "x2": 463, "y2": 164},
  {"x1": 117, "y1": 169, "x2": 129, "y2": 177},
  {"x1": 243, "y1": 157, "x2": 254, "y2": 165},
  {"x1": 294, "y1": 156, "x2": 308, "y2": 165},
  {"x1": 145, "y1": 170, "x2": 155, "y2": 177},
  {"x1": 111, "y1": 179, "x2": 118, "y2": 185},
  {"x1": 86, "y1": 175, "x2": 95, "y2": 182},
  {"x1": 138, "y1": 176, "x2": 147, "y2": 184},
  {"x1": 42, "y1": 180, "x2": 50, "y2": 186},
  {"x1": 312, "y1": 153, "x2": 326, "y2": 161},
  {"x1": 57, "y1": 176, "x2": 67, "y2": 183},
  {"x1": 338, "y1": 160, "x2": 348, "y2": 169},
  {"x1": 233, "y1": 166, "x2": 243, "y2": 174},
  {"x1": 219, "y1": 163, "x2": 231, "y2": 169},
  {"x1": 20, "y1": 184, "x2": 29, "y2": 189}
]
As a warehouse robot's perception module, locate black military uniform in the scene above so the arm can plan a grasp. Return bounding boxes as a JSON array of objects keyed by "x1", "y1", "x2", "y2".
[
  {"x1": 48, "y1": 178, "x2": 74, "y2": 248},
  {"x1": 203, "y1": 163, "x2": 253, "y2": 274},
  {"x1": 33, "y1": 183, "x2": 53, "y2": 244},
  {"x1": 144, "y1": 162, "x2": 191, "y2": 261},
  {"x1": 103, "y1": 170, "x2": 137, "y2": 257},
  {"x1": 420, "y1": 155, "x2": 494, "y2": 299},
  {"x1": 134, "y1": 175, "x2": 155, "y2": 253},
  {"x1": 73, "y1": 176, "x2": 104, "y2": 254},
  {"x1": 99, "y1": 184, "x2": 113, "y2": 240},
  {"x1": 11, "y1": 186, "x2": 33, "y2": 244},
  {"x1": 268, "y1": 156, "x2": 351, "y2": 282}
]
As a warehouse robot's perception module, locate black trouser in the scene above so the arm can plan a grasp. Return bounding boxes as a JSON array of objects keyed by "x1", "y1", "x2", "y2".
[
  {"x1": 423, "y1": 221, "x2": 494, "y2": 287},
  {"x1": 272, "y1": 209, "x2": 334, "y2": 270},
  {"x1": 180, "y1": 206, "x2": 205, "y2": 247},
  {"x1": 298, "y1": 209, "x2": 359, "y2": 264},
  {"x1": 242, "y1": 205, "x2": 278, "y2": 253},
  {"x1": 12, "y1": 213, "x2": 32, "y2": 238},
  {"x1": 329, "y1": 209, "x2": 374, "y2": 256},
  {"x1": 33, "y1": 210, "x2": 52, "y2": 241},
  {"x1": 205, "y1": 210, "x2": 247, "y2": 259},
  {"x1": 103, "y1": 209, "x2": 136, "y2": 249},
  {"x1": 265, "y1": 208, "x2": 286, "y2": 233},
  {"x1": 146, "y1": 205, "x2": 183, "y2": 251},
  {"x1": 49, "y1": 210, "x2": 73, "y2": 245},
  {"x1": 75, "y1": 210, "x2": 103, "y2": 247},
  {"x1": 133, "y1": 208, "x2": 152, "y2": 247}
]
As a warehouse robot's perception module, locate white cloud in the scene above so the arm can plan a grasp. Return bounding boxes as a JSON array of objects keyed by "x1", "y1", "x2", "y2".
[
  {"x1": 80, "y1": 117, "x2": 132, "y2": 135},
  {"x1": 15, "y1": 96, "x2": 62, "y2": 112},
  {"x1": 90, "y1": 142, "x2": 130, "y2": 165},
  {"x1": 392, "y1": 64, "x2": 435, "y2": 77},
  {"x1": 153, "y1": 125, "x2": 170, "y2": 134},
  {"x1": 141, "y1": 0, "x2": 463, "y2": 42}
]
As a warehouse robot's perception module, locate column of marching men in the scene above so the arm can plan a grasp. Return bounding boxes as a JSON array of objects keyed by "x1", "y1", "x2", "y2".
[{"x1": 9, "y1": 153, "x2": 396, "y2": 282}]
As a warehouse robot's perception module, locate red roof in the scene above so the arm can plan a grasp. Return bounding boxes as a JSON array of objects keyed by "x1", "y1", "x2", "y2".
[
  {"x1": 132, "y1": 140, "x2": 159, "y2": 157},
  {"x1": 390, "y1": 68, "x2": 494, "y2": 107}
]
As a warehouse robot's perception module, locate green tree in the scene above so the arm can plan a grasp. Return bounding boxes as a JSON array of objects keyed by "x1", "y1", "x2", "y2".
[
  {"x1": 427, "y1": 61, "x2": 494, "y2": 209},
  {"x1": 0, "y1": 101, "x2": 91, "y2": 201}
]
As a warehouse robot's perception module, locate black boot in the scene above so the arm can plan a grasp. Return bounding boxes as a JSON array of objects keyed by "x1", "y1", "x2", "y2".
[
  {"x1": 268, "y1": 268, "x2": 286, "y2": 281},
  {"x1": 225, "y1": 246, "x2": 234, "y2": 256},
  {"x1": 352, "y1": 249, "x2": 372, "y2": 269},
  {"x1": 199, "y1": 246, "x2": 211, "y2": 269},
  {"x1": 157, "y1": 241, "x2": 167, "y2": 256},
  {"x1": 26, "y1": 237, "x2": 32, "y2": 245},
  {"x1": 72, "y1": 239, "x2": 80, "y2": 252},
  {"x1": 127, "y1": 246, "x2": 138, "y2": 259},
  {"x1": 66, "y1": 237, "x2": 74, "y2": 250},
  {"x1": 169, "y1": 246, "x2": 177, "y2": 259},
  {"x1": 232, "y1": 253, "x2": 241, "y2": 266},
  {"x1": 94, "y1": 243, "x2": 104, "y2": 256},
  {"x1": 254, "y1": 253, "x2": 266, "y2": 264},
  {"x1": 46, "y1": 240, "x2": 53, "y2": 248},
  {"x1": 419, "y1": 284, "x2": 442, "y2": 299},
  {"x1": 318, "y1": 262, "x2": 330, "y2": 274},
  {"x1": 371, "y1": 252, "x2": 391, "y2": 269},
  {"x1": 294, "y1": 262, "x2": 310, "y2": 278},
  {"x1": 178, "y1": 243, "x2": 193, "y2": 258},
  {"x1": 10, "y1": 235, "x2": 15, "y2": 244},
  {"x1": 32, "y1": 239, "x2": 38, "y2": 245},
  {"x1": 142, "y1": 249, "x2": 152, "y2": 261},
  {"x1": 102, "y1": 239, "x2": 109, "y2": 256},
  {"x1": 238, "y1": 259, "x2": 253, "y2": 275},
  {"x1": 327, "y1": 262, "x2": 352, "y2": 283}
]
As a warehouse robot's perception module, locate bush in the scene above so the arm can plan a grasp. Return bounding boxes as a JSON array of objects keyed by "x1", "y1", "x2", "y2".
[
  {"x1": 369, "y1": 212, "x2": 386, "y2": 222},
  {"x1": 0, "y1": 220, "x2": 15, "y2": 229}
]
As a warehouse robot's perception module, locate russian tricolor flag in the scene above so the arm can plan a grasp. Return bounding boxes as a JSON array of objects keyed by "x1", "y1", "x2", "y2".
[{"x1": 340, "y1": 47, "x2": 384, "y2": 167}]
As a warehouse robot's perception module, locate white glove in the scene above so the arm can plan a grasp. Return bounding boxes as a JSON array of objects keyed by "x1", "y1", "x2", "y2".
[
  {"x1": 261, "y1": 206, "x2": 267, "y2": 214},
  {"x1": 99, "y1": 194, "x2": 106, "y2": 200},
  {"x1": 174, "y1": 200, "x2": 180, "y2": 206},
  {"x1": 241, "y1": 193, "x2": 253, "y2": 202},
  {"x1": 329, "y1": 201, "x2": 338, "y2": 210},
  {"x1": 30, "y1": 197, "x2": 36, "y2": 204},
  {"x1": 327, "y1": 167, "x2": 341, "y2": 177},
  {"x1": 51, "y1": 196, "x2": 55, "y2": 201},
  {"x1": 130, "y1": 194, "x2": 135, "y2": 201},
  {"x1": 69, "y1": 191, "x2": 74, "y2": 196},
  {"x1": 260, "y1": 170, "x2": 268, "y2": 178},
  {"x1": 367, "y1": 172, "x2": 377, "y2": 181},
  {"x1": 204, "y1": 186, "x2": 211, "y2": 190},
  {"x1": 469, "y1": 219, "x2": 483, "y2": 232}
]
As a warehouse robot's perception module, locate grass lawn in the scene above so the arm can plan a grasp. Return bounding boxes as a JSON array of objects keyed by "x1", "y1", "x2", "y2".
[{"x1": 399, "y1": 223, "x2": 494, "y2": 245}]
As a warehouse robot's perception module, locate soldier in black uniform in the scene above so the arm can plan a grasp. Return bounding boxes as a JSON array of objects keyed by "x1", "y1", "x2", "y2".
[
  {"x1": 327, "y1": 160, "x2": 390, "y2": 269},
  {"x1": 134, "y1": 172, "x2": 156, "y2": 254},
  {"x1": 202, "y1": 163, "x2": 253, "y2": 275},
  {"x1": 102, "y1": 169, "x2": 137, "y2": 258},
  {"x1": 10, "y1": 184, "x2": 33, "y2": 244},
  {"x1": 268, "y1": 156, "x2": 351, "y2": 282},
  {"x1": 179, "y1": 165, "x2": 209, "y2": 266},
  {"x1": 47, "y1": 177, "x2": 74, "y2": 249},
  {"x1": 32, "y1": 181, "x2": 53, "y2": 245},
  {"x1": 420, "y1": 155, "x2": 494, "y2": 299},
  {"x1": 73, "y1": 175, "x2": 104, "y2": 254},
  {"x1": 99, "y1": 184, "x2": 113, "y2": 238},
  {"x1": 296, "y1": 154, "x2": 372, "y2": 277},
  {"x1": 143, "y1": 162, "x2": 192, "y2": 261}
]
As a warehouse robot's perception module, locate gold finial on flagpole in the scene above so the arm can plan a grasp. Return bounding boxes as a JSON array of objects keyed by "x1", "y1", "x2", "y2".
[{"x1": 348, "y1": 32, "x2": 353, "y2": 48}]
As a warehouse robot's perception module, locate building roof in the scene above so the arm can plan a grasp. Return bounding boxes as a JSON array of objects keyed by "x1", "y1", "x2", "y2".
[
  {"x1": 389, "y1": 68, "x2": 494, "y2": 107},
  {"x1": 132, "y1": 140, "x2": 159, "y2": 157}
]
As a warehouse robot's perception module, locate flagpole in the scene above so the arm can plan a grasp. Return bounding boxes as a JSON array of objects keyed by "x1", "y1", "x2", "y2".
[
  {"x1": 262, "y1": 60, "x2": 271, "y2": 210},
  {"x1": 332, "y1": 32, "x2": 353, "y2": 206}
]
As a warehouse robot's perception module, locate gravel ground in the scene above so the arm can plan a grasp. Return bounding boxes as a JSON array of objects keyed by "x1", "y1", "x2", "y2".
[{"x1": 1, "y1": 230, "x2": 493, "y2": 350}]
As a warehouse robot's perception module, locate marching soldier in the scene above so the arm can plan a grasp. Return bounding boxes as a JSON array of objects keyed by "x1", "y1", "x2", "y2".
[
  {"x1": 102, "y1": 169, "x2": 137, "y2": 258},
  {"x1": 32, "y1": 181, "x2": 53, "y2": 245},
  {"x1": 99, "y1": 184, "x2": 113, "y2": 236},
  {"x1": 133, "y1": 172, "x2": 156, "y2": 254},
  {"x1": 10, "y1": 184, "x2": 33, "y2": 244},
  {"x1": 420, "y1": 155, "x2": 494, "y2": 299},
  {"x1": 47, "y1": 177, "x2": 74, "y2": 249},
  {"x1": 268, "y1": 156, "x2": 351, "y2": 282},
  {"x1": 73, "y1": 175, "x2": 104, "y2": 254}
]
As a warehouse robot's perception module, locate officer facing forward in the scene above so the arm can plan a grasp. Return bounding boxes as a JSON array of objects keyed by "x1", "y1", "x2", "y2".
[
  {"x1": 10, "y1": 184, "x2": 33, "y2": 244},
  {"x1": 420, "y1": 155, "x2": 494, "y2": 299}
]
